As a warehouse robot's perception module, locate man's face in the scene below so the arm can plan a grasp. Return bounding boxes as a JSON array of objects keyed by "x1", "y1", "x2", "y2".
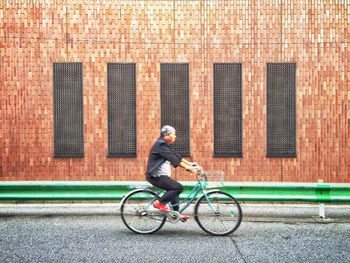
[{"x1": 164, "y1": 132, "x2": 176, "y2": 144}]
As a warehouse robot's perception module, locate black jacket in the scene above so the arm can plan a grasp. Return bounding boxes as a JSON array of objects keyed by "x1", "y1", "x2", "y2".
[{"x1": 146, "y1": 138, "x2": 182, "y2": 177}]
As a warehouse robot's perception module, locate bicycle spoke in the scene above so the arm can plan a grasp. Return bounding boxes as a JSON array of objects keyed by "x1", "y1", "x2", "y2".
[
  {"x1": 194, "y1": 191, "x2": 242, "y2": 236},
  {"x1": 121, "y1": 189, "x2": 166, "y2": 234}
]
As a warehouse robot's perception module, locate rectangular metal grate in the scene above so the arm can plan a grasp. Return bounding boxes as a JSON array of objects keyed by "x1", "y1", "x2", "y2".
[
  {"x1": 266, "y1": 63, "x2": 296, "y2": 157},
  {"x1": 213, "y1": 63, "x2": 242, "y2": 157},
  {"x1": 53, "y1": 62, "x2": 84, "y2": 157},
  {"x1": 107, "y1": 63, "x2": 137, "y2": 157},
  {"x1": 160, "y1": 63, "x2": 190, "y2": 156}
]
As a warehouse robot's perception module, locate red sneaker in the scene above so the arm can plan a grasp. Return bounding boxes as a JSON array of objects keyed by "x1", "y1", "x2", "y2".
[
  {"x1": 180, "y1": 214, "x2": 190, "y2": 222},
  {"x1": 153, "y1": 200, "x2": 170, "y2": 212}
]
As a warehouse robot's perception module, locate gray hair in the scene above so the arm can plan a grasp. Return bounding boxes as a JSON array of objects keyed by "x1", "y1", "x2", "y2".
[{"x1": 160, "y1": 125, "x2": 176, "y2": 136}]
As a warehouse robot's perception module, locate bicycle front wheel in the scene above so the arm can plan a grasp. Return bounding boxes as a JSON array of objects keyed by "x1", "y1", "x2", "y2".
[
  {"x1": 120, "y1": 189, "x2": 166, "y2": 234},
  {"x1": 194, "y1": 190, "x2": 242, "y2": 236}
]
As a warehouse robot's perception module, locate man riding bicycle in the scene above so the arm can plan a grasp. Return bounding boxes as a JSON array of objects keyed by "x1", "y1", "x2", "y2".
[{"x1": 146, "y1": 125, "x2": 199, "y2": 222}]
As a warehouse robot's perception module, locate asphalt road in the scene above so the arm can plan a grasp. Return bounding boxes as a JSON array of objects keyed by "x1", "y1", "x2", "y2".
[{"x1": 1, "y1": 209, "x2": 349, "y2": 263}]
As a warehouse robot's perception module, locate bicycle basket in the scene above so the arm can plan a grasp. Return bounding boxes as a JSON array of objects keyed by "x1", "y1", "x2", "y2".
[{"x1": 200, "y1": 170, "x2": 225, "y2": 188}]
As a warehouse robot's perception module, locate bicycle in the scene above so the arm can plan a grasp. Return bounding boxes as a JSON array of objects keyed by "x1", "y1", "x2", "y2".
[{"x1": 120, "y1": 166, "x2": 242, "y2": 236}]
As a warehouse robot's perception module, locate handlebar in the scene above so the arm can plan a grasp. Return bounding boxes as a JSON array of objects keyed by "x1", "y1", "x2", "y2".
[{"x1": 192, "y1": 163, "x2": 207, "y2": 182}]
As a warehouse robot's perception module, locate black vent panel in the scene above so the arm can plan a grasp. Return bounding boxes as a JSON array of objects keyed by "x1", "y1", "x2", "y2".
[
  {"x1": 213, "y1": 63, "x2": 242, "y2": 157},
  {"x1": 107, "y1": 63, "x2": 137, "y2": 157},
  {"x1": 160, "y1": 63, "x2": 190, "y2": 156},
  {"x1": 266, "y1": 63, "x2": 296, "y2": 157},
  {"x1": 53, "y1": 62, "x2": 84, "y2": 157}
]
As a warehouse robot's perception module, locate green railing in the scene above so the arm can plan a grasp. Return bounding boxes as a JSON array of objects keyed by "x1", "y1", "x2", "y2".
[{"x1": 0, "y1": 181, "x2": 349, "y2": 203}]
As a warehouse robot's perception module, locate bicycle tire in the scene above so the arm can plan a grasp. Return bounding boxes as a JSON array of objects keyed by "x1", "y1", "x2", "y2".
[
  {"x1": 120, "y1": 189, "x2": 166, "y2": 234},
  {"x1": 194, "y1": 190, "x2": 242, "y2": 236}
]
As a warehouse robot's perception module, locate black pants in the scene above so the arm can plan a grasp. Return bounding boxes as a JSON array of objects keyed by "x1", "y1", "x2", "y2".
[{"x1": 147, "y1": 176, "x2": 183, "y2": 211}]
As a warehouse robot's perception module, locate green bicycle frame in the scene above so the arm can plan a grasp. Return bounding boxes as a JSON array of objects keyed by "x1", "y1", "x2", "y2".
[
  {"x1": 141, "y1": 179, "x2": 220, "y2": 214},
  {"x1": 171, "y1": 180, "x2": 215, "y2": 213}
]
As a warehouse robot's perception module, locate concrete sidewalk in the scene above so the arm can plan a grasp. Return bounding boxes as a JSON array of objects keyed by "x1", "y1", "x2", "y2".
[{"x1": 1, "y1": 202, "x2": 350, "y2": 222}]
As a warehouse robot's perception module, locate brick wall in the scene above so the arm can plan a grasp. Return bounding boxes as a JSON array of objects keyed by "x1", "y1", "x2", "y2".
[{"x1": 1, "y1": 0, "x2": 349, "y2": 182}]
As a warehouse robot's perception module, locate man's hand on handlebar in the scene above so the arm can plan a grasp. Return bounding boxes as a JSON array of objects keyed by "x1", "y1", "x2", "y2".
[
  {"x1": 180, "y1": 159, "x2": 202, "y2": 174},
  {"x1": 189, "y1": 162, "x2": 202, "y2": 174}
]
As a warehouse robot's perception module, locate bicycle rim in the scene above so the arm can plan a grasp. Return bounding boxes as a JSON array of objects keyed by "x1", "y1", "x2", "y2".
[
  {"x1": 194, "y1": 191, "x2": 242, "y2": 236},
  {"x1": 121, "y1": 189, "x2": 166, "y2": 234}
]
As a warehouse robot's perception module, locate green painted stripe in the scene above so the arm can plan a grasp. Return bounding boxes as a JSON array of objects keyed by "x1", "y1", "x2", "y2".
[{"x1": 0, "y1": 181, "x2": 349, "y2": 202}]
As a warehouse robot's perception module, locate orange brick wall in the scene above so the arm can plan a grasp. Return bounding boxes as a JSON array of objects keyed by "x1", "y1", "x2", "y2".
[{"x1": 1, "y1": 0, "x2": 349, "y2": 182}]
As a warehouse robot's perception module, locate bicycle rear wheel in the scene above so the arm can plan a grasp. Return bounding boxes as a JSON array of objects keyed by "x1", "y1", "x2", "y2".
[
  {"x1": 194, "y1": 190, "x2": 242, "y2": 236},
  {"x1": 120, "y1": 189, "x2": 166, "y2": 234}
]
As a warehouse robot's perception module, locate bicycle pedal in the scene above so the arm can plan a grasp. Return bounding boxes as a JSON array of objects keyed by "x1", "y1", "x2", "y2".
[
  {"x1": 166, "y1": 211, "x2": 181, "y2": 223},
  {"x1": 167, "y1": 211, "x2": 180, "y2": 217},
  {"x1": 179, "y1": 214, "x2": 190, "y2": 222}
]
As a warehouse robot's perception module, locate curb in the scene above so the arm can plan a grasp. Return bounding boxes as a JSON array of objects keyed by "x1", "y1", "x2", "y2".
[{"x1": 1, "y1": 203, "x2": 350, "y2": 223}]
